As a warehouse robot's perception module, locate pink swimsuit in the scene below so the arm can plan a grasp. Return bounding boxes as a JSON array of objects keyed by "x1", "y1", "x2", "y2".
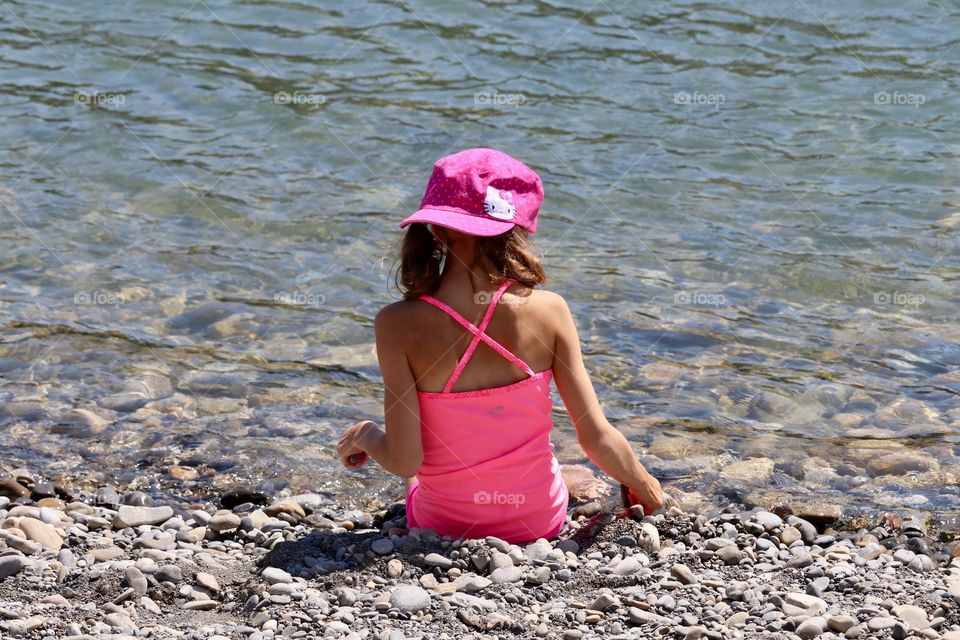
[{"x1": 404, "y1": 278, "x2": 569, "y2": 543}]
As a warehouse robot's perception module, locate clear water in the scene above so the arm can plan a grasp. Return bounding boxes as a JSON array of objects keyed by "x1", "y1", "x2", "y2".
[{"x1": 1, "y1": 0, "x2": 958, "y2": 525}]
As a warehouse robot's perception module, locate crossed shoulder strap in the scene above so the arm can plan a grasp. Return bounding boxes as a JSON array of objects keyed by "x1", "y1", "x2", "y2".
[{"x1": 420, "y1": 278, "x2": 535, "y2": 393}]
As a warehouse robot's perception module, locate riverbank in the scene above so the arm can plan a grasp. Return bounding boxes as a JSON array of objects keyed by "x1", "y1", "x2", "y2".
[{"x1": 1, "y1": 475, "x2": 959, "y2": 639}]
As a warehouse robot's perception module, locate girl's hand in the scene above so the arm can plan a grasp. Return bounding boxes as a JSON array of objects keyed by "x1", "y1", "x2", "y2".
[
  {"x1": 338, "y1": 420, "x2": 378, "y2": 468},
  {"x1": 626, "y1": 474, "x2": 664, "y2": 515}
]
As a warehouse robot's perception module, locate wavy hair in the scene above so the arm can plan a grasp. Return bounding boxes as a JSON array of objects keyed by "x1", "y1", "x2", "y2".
[{"x1": 395, "y1": 223, "x2": 546, "y2": 299}]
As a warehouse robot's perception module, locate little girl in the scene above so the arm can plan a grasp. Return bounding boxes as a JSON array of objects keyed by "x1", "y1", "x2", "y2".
[{"x1": 338, "y1": 148, "x2": 663, "y2": 543}]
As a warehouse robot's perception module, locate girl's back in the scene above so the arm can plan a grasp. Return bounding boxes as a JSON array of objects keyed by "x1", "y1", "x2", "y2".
[{"x1": 401, "y1": 283, "x2": 562, "y2": 394}]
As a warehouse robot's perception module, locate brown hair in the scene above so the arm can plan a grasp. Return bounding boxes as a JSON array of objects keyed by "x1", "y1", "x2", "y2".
[{"x1": 395, "y1": 224, "x2": 546, "y2": 299}]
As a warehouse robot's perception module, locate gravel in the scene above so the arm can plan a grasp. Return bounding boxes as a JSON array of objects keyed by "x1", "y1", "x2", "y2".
[{"x1": 0, "y1": 478, "x2": 959, "y2": 639}]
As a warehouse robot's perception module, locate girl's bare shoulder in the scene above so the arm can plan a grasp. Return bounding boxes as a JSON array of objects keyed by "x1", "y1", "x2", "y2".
[
  {"x1": 504, "y1": 286, "x2": 573, "y2": 341},
  {"x1": 375, "y1": 298, "x2": 425, "y2": 329},
  {"x1": 507, "y1": 285, "x2": 570, "y2": 314}
]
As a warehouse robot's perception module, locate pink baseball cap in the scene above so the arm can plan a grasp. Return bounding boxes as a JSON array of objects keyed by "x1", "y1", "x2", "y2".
[{"x1": 399, "y1": 148, "x2": 544, "y2": 236}]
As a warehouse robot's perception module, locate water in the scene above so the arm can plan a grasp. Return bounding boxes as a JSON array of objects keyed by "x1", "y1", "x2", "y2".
[{"x1": 1, "y1": 0, "x2": 958, "y2": 525}]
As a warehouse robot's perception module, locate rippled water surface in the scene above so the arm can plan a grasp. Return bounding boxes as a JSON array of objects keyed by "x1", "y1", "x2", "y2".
[{"x1": 1, "y1": 0, "x2": 958, "y2": 525}]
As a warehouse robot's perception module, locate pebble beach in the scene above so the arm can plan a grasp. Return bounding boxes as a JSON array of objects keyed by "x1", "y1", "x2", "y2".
[
  {"x1": 3, "y1": 0, "x2": 960, "y2": 638},
  {"x1": 1, "y1": 473, "x2": 959, "y2": 640}
]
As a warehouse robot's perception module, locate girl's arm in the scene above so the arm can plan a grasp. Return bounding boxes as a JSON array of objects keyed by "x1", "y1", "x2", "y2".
[
  {"x1": 337, "y1": 304, "x2": 423, "y2": 478},
  {"x1": 548, "y1": 294, "x2": 664, "y2": 513}
]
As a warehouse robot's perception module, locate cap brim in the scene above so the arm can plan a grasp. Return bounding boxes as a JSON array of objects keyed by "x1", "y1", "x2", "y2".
[{"x1": 399, "y1": 207, "x2": 514, "y2": 237}]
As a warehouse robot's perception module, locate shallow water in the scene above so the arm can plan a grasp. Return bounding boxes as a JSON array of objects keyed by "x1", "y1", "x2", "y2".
[{"x1": 0, "y1": 1, "x2": 958, "y2": 524}]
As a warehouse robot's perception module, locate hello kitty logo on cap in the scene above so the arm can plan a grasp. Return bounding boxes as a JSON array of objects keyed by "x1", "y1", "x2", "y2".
[
  {"x1": 399, "y1": 148, "x2": 543, "y2": 237},
  {"x1": 483, "y1": 186, "x2": 516, "y2": 220}
]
